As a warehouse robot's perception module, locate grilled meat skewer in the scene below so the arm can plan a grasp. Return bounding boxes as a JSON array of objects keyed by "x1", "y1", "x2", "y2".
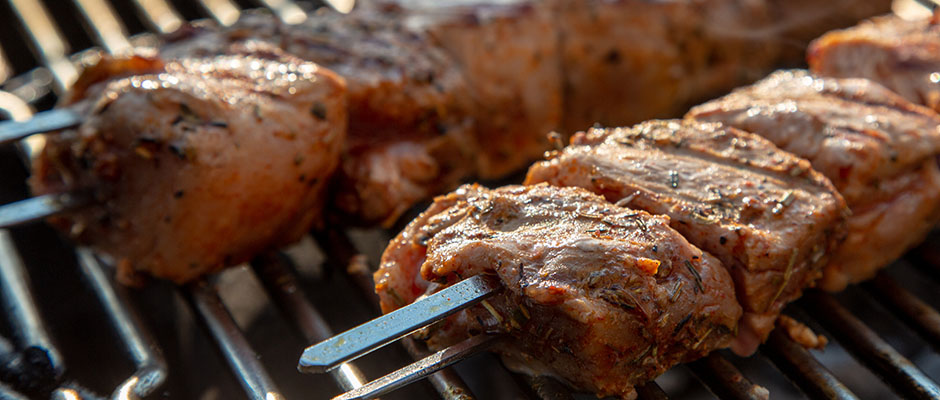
[
  {"x1": 808, "y1": 11, "x2": 940, "y2": 113},
  {"x1": 30, "y1": 47, "x2": 346, "y2": 284},
  {"x1": 689, "y1": 70, "x2": 940, "y2": 291},
  {"x1": 374, "y1": 183, "x2": 741, "y2": 399},
  {"x1": 525, "y1": 120, "x2": 849, "y2": 356}
]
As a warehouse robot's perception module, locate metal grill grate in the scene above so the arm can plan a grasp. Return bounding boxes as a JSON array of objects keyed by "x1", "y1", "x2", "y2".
[{"x1": 0, "y1": 1, "x2": 938, "y2": 399}]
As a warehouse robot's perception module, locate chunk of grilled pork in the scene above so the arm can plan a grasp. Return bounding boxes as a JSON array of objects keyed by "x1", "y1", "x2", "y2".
[
  {"x1": 688, "y1": 70, "x2": 940, "y2": 291},
  {"x1": 808, "y1": 12, "x2": 940, "y2": 113},
  {"x1": 525, "y1": 120, "x2": 849, "y2": 355},
  {"x1": 30, "y1": 47, "x2": 346, "y2": 284},
  {"x1": 375, "y1": 183, "x2": 741, "y2": 399}
]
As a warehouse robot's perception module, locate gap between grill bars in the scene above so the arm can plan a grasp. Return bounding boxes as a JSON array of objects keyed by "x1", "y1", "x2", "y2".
[{"x1": 0, "y1": 0, "x2": 939, "y2": 399}]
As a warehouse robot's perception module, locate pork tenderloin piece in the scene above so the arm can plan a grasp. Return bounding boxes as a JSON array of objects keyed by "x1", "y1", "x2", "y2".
[
  {"x1": 373, "y1": 0, "x2": 564, "y2": 179},
  {"x1": 375, "y1": 184, "x2": 741, "y2": 399},
  {"x1": 525, "y1": 120, "x2": 849, "y2": 355},
  {"x1": 30, "y1": 50, "x2": 346, "y2": 284},
  {"x1": 688, "y1": 70, "x2": 940, "y2": 291},
  {"x1": 808, "y1": 12, "x2": 940, "y2": 112},
  {"x1": 163, "y1": 9, "x2": 478, "y2": 226}
]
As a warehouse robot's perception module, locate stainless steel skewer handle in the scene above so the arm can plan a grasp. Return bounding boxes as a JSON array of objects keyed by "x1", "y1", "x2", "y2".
[{"x1": 298, "y1": 274, "x2": 501, "y2": 373}]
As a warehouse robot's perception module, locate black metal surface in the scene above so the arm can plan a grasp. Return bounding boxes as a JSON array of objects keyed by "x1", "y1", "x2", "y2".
[
  {"x1": 802, "y1": 291, "x2": 940, "y2": 400},
  {"x1": 761, "y1": 328, "x2": 858, "y2": 400},
  {"x1": 863, "y1": 273, "x2": 940, "y2": 353},
  {"x1": 687, "y1": 353, "x2": 768, "y2": 400}
]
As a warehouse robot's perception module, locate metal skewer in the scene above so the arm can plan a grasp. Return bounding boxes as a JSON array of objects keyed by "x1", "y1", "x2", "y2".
[
  {"x1": 0, "y1": 109, "x2": 82, "y2": 146},
  {"x1": 298, "y1": 274, "x2": 501, "y2": 373},
  {"x1": 0, "y1": 193, "x2": 88, "y2": 229},
  {"x1": 334, "y1": 334, "x2": 499, "y2": 400}
]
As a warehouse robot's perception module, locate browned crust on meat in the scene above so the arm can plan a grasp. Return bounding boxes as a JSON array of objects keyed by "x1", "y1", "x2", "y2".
[
  {"x1": 376, "y1": 183, "x2": 741, "y2": 398},
  {"x1": 526, "y1": 120, "x2": 848, "y2": 354}
]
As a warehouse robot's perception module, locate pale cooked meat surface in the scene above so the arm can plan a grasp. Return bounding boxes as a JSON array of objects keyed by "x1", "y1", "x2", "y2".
[
  {"x1": 375, "y1": 184, "x2": 741, "y2": 399},
  {"x1": 766, "y1": 0, "x2": 892, "y2": 61},
  {"x1": 163, "y1": 10, "x2": 478, "y2": 226},
  {"x1": 688, "y1": 70, "x2": 940, "y2": 291},
  {"x1": 525, "y1": 120, "x2": 848, "y2": 355},
  {"x1": 30, "y1": 49, "x2": 346, "y2": 284},
  {"x1": 808, "y1": 13, "x2": 940, "y2": 112},
  {"x1": 554, "y1": 0, "x2": 779, "y2": 132},
  {"x1": 377, "y1": 0, "x2": 563, "y2": 179}
]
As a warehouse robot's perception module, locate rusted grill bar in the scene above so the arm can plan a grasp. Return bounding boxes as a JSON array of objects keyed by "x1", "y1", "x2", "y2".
[
  {"x1": 761, "y1": 327, "x2": 858, "y2": 399},
  {"x1": 863, "y1": 273, "x2": 940, "y2": 353},
  {"x1": 801, "y1": 291, "x2": 940, "y2": 400},
  {"x1": 687, "y1": 353, "x2": 768, "y2": 400}
]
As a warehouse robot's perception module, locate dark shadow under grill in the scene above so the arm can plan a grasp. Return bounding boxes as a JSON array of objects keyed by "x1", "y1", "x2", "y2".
[{"x1": 0, "y1": 1, "x2": 938, "y2": 399}]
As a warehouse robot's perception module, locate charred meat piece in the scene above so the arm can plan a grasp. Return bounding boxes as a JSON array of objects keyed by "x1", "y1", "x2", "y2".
[
  {"x1": 375, "y1": 184, "x2": 741, "y2": 399},
  {"x1": 30, "y1": 48, "x2": 346, "y2": 284},
  {"x1": 163, "y1": 9, "x2": 478, "y2": 226},
  {"x1": 525, "y1": 120, "x2": 848, "y2": 355},
  {"x1": 808, "y1": 12, "x2": 940, "y2": 112},
  {"x1": 688, "y1": 70, "x2": 940, "y2": 291}
]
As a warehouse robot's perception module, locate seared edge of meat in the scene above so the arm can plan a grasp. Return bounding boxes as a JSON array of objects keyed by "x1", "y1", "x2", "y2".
[
  {"x1": 375, "y1": 183, "x2": 741, "y2": 398},
  {"x1": 30, "y1": 46, "x2": 347, "y2": 284},
  {"x1": 525, "y1": 119, "x2": 848, "y2": 355},
  {"x1": 164, "y1": 9, "x2": 478, "y2": 226},
  {"x1": 688, "y1": 70, "x2": 940, "y2": 291},
  {"x1": 808, "y1": 12, "x2": 940, "y2": 112}
]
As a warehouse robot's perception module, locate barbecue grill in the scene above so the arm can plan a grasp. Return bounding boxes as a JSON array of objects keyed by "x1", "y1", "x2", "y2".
[{"x1": 0, "y1": 1, "x2": 939, "y2": 399}]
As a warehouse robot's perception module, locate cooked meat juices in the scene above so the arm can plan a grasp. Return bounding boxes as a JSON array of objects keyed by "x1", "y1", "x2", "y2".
[
  {"x1": 808, "y1": 12, "x2": 940, "y2": 112},
  {"x1": 30, "y1": 49, "x2": 346, "y2": 284},
  {"x1": 525, "y1": 120, "x2": 848, "y2": 355},
  {"x1": 375, "y1": 184, "x2": 741, "y2": 399},
  {"x1": 688, "y1": 70, "x2": 940, "y2": 291}
]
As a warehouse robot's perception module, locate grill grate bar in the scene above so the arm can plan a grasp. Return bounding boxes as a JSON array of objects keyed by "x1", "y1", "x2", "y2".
[
  {"x1": 6, "y1": 0, "x2": 79, "y2": 91},
  {"x1": 254, "y1": 0, "x2": 307, "y2": 24},
  {"x1": 251, "y1": 252, "x2": 369, "y2": 392},
  {"x1": 74, "y1": 249, "x2": 167, "y2": 400},
  {"x1": 129, "y1": 0, "x2": 183, "y2": 34},
  {"x1": 71, "y1": 0, "x2": 132, "y2": 54},
  {"x1": 636, "y1": 382, "x2": 670, "y2": 400},
  {"x1": 687, "y1": 352, "x2": 767, "y2": 400},
  {"x1": 0, "y1": 230, "x2": 62, "y2": 375},
  {"x1": 185, "y1": 280, "x2": 287, "y2": 400},
  {"x1": 335, "y1": 334, "x2": 497, "y2": 400},
  {"x1": 198, "y1": 0, "x2": 242, "y2": 26},
  {"x1": 863, "y1": 273, "x2": 940, "y2": 353},
  {"x1": 0, "y1": 44, "x2": 10, "y2": 85},
  {"x1": 761, "y1": 327, "x2": 858, "y2": 400},
  {"x1": 313, "y1": 229, "x2": 482, "y2": 400},
  {"x1": 801, "y1": 291, "x2": 940, "y2": 400}
]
